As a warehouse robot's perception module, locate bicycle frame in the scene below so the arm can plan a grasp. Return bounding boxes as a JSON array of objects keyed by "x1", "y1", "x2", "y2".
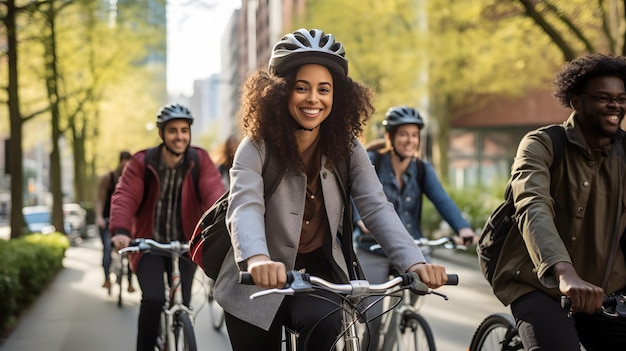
[
  {"x1": 120, "y1": 239, "x2": 197, "y2": 351},
  {"x1": 163, "y1": 244, "x2": 195, "y2": 351}
]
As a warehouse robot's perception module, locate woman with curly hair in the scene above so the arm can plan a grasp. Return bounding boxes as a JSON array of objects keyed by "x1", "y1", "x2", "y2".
[
  {"x1": 213, "y1": 28, "x2": 450, "y2": 351},
  {"x1": 490, "y1": 52, "x2": 626, "y2": 351}
]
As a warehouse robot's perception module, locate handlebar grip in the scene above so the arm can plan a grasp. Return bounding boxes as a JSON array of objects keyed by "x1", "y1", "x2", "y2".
[
  {"x1": 446, "y1": 274, "x2": 459, "y2": 286},
  {"x1": 239, "y1": 272, "x2": 254, "y2": 285},
  {"x1": 561, "y1": 295, "x2": 612, "y2": 310},
  {"x1": 238, "y1": 271, "x2": 309, "y2": 286}
]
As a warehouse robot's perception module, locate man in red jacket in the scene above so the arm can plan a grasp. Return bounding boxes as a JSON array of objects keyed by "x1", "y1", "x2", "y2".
[{"x1": 110, "y1": 103, "x2": 224, "y2": 351}]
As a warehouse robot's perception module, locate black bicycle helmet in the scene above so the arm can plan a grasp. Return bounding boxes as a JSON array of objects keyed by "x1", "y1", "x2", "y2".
[
  {"x1": 382, "y1": 106, "x2": 425, "y2": 131},
  {"x1": 156, "y1": 103, "x2": 194, "y2": 129},
  {"x1": 269, "y1": 28, "x2": 348, "y2": 77}
]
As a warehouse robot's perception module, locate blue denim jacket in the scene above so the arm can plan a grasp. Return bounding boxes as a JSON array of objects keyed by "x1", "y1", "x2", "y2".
[{"x1": 356, "y1": 152, "x2": 470, "y2": 239}]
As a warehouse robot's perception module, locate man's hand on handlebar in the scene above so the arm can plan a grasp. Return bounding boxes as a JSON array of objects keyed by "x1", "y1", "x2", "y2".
[
  {"x1": 553, "y1": 262, "x2": 604, "y2": 314},
  {"x1": 407, "y1": 262, "x2": 448, "y2": 289},
  {"x1": 111, "y1": 234, "x2": 132, "y2": 251}
]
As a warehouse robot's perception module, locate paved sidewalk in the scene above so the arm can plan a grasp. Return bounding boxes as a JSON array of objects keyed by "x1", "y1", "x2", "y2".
[{"x1": 0, "y1": 236, "x2": 231, "y2": 351}]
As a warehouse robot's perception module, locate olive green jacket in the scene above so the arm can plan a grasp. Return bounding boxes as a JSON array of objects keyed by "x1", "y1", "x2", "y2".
[{"x1": 492, "y1": 113, "x2": 626, "y2": 305}]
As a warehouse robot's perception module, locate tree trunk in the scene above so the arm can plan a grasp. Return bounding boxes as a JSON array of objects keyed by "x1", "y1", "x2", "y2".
[
  {"x1": 43, "y1": 1, "x2": 64, "y2": 232},
  {"x1": 6, "y1": 0, "x2": 26, "y2": 238}
]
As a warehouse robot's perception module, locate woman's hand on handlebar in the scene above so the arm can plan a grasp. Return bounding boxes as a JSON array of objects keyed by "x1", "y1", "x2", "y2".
[
  {"x1": 407, "y1": 262, "x2": 448, "y2": 289},
  {"x1": 246, "y1": 255, "x2": 287, "y2": 289},
  {"x1": 457, "y1": 227, "x2": 477, "y2": 245}
]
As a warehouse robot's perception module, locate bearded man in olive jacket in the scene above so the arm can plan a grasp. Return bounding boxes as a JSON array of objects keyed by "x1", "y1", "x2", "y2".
[{"x1": 491, "y1": 53, "x2": 626, "y2": 351}]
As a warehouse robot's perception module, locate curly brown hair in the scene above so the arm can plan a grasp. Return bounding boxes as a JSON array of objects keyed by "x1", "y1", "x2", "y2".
[
  {"x1": 554, "y1": 53, "x2": 626, "y2": 108},
  {"x1": 239, "y1": 65, "x2": 375, "y2": 171}
]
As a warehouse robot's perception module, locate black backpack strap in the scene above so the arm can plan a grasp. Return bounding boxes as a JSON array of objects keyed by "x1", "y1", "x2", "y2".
[
  {"x1": 139, "y1": 147, "x2": 159, "y2": 211},
  {"x1": 188, "y1": 148, "x2": 200, "y2": 196},
  {"x1": 413, "y1": 158, "x2": 426, "y2": 227},
  {"x1": 504, "y1": 124, "x2": 566, "y2": 200},
  {"x1": 334, "y1": 154, "x2": 363, "y2": 280},
  {"x1": 262, "y1": 145, "x2": 285, "y2": 199},
  {"x1": 372, "y1": 151, "x2": 382, "y2": 174},
  {"x1": 415, "y1": 159, "x2": 425, "y2": 190},
  {"x1": 543, "y1": 125, "x2": 566, "y2": 173}
]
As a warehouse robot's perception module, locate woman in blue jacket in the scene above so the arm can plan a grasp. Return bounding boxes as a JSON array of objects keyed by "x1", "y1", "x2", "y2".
[{"x1": 354, "y1": 106, "x2": 476, "y2": 350}]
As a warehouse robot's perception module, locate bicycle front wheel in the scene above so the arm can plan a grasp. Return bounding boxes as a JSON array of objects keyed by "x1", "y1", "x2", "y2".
[
  {"x1": 391, "y1": 311, "x2": 436, "y2": 351},
  {"x1": 469, "y1": 313, "x2": 522, "y2": 351},
  {"x1": 207, "y1": 279, "x2": 224, "y2": 330},
  {"x1": 173, "y1": 311, "x2": 197, "y2": 351}
]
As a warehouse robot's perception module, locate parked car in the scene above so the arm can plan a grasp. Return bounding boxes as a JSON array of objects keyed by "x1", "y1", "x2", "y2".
[
  {"x1": 22, "y1": 206, "x2": 56, "y2": 235},
  {"x1": 63, "y1": 203, "x2": 88, "y2": 238}
]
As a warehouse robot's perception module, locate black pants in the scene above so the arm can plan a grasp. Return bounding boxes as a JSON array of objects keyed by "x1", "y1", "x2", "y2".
[
  {"x1": 135, "y1": 252, "x2": 196, "y2": 351},
  {"x1": 225, "y1": 289, "x2": 342, "y2": 351},
  {"x1": 511, "y1": 290, "x2": 626, "y2": 351},
  {"x1": 226, "y1": 244, "x2": 345, "y2": 351}
]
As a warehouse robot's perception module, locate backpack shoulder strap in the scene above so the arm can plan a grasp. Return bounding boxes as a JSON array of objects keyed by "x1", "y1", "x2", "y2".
[
  {"x1": 372, "y1": 151, "x2": 382, "y2": 174},
  {"x1": 543, "y1": 125, "x2": 566, "y2": 173},
  {"x1": 334, "y1": 154, "x2": 361, "y2": 280},
  {"x1": 262, "y1": 145, "x2": 286, "y2": 200},
  {"x1": 188, "y1": 147, "x2": 200, "y2": 192},
  {"x1": 504, "y1": 125, "x2": 566, "y2": 200},
  {"x1": 415, "y1": 158, "x2": 425, "y2": 190},
  {"x1": 139, "y1": 147, "x2": 159, "y2": 211},
  {"x1": 187, "y1": 147, "x2": 203, "y2": 203},
  {"x1": 414, "y1": 158, "x2": 426, "y2": 226}
]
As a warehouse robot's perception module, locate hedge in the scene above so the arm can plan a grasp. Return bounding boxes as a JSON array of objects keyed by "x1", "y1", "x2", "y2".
[{"x1": 0, "y1": 233, "x2": 69, "y2": 338}]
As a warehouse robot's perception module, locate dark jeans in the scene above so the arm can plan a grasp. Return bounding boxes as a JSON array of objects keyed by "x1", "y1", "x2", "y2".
[
  {"x1": 99, "y1": 222, "x2": 112, "y2": 280},
  {"x1": 511, "y1": 290, "x2": 626, "y2": 351},
  {"x1": 225, "y1": 289, "x2": 342, "y2": 351},
  {"x1": 225, "y1": 244, "x2": 345, "y2": 350},
  {"x1": 135, "y1": 252, "x2": 197, "y2": 351}
]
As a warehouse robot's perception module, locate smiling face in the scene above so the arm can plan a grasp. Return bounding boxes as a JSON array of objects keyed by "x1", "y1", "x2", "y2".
[
  {"x1": 288, "y1": 64, "x2": 334, "y2": 133},
  {"x1": 159, "y1": 119, "x2": 191, "y2": 155},
  {"x1": 389, "y1": 124, "x2": 421, "y2": 159},
  {"x1": 572, "y1": 76, "x2": 626, "y2": 145}
]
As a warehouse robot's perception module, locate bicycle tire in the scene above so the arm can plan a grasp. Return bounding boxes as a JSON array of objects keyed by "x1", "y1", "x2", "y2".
[
  {"x1": 469, "y1": 313, "x2": 522, "y2": 351},
  {"x1": 389, "y1": 310, "x2": 436, "y2": 351},
  {"x1": 174, "y1": 311, "x2": 197, "y2": 351},
  {"x1": 207, "y1": 279, "x2": 224, "y2": 330}
]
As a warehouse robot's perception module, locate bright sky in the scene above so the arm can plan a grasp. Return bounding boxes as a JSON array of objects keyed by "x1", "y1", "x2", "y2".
[{"x1": 167, "y1": 0, "x2": 241, "y2": 97}]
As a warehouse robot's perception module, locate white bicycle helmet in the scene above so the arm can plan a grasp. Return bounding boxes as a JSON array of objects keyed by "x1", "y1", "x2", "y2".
[
  {"x1": 269, "y1": 28, "x2": 348, "y2": 76},
  {"x1": 382, "y1": 106, "x2": 425, "y2": 131}
]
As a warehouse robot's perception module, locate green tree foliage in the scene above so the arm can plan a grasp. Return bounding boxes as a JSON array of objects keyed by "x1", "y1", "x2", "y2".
[
  {"x1": 1, "y1": 0, "x2": 165, "y2": 237},
  {"x1": 300, "y1": 0, "x2": 563, "y2": 182},
  {"x1": 510, "y1": 0, "x2": 625, "y2": 59}
]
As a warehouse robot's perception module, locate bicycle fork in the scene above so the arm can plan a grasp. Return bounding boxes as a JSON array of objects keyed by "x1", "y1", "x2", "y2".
[
  {"x1": 166, "y1": 252, "x2": 185, "y2": 351},
  {"x1": 342, "y1": 301, "x2": 361, "y2": 351}
]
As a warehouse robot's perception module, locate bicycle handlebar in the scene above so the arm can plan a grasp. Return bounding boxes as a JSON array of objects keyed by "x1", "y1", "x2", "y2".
[
  {"x1": 369, "y1": 236, "x2": 468, "y2": 252},
  {"x1": 118, "y1": 238, "x2": 190, "y2": 255},
  {"x1": 238, "y1": 271, "x2": 458, "y2": 300},
  {"x1": 560, "y1": 293, "x2": 626, "y2": 318}
]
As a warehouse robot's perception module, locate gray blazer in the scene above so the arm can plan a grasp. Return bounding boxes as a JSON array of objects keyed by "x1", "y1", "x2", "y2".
[{"x1": 214, "y1": 137, "x2": 426, "y2": 330}]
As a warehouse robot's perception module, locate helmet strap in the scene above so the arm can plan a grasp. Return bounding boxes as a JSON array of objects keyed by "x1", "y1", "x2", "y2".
[
  {"x1": 297, "y1": 125, "x2": 316, "y2": 132},
  {"x1": 164, "y1": 144, "x2": 184, "y2": 157},
  {"x1": 392, "y1": 147, "x2": 407, "y2": 162}
]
